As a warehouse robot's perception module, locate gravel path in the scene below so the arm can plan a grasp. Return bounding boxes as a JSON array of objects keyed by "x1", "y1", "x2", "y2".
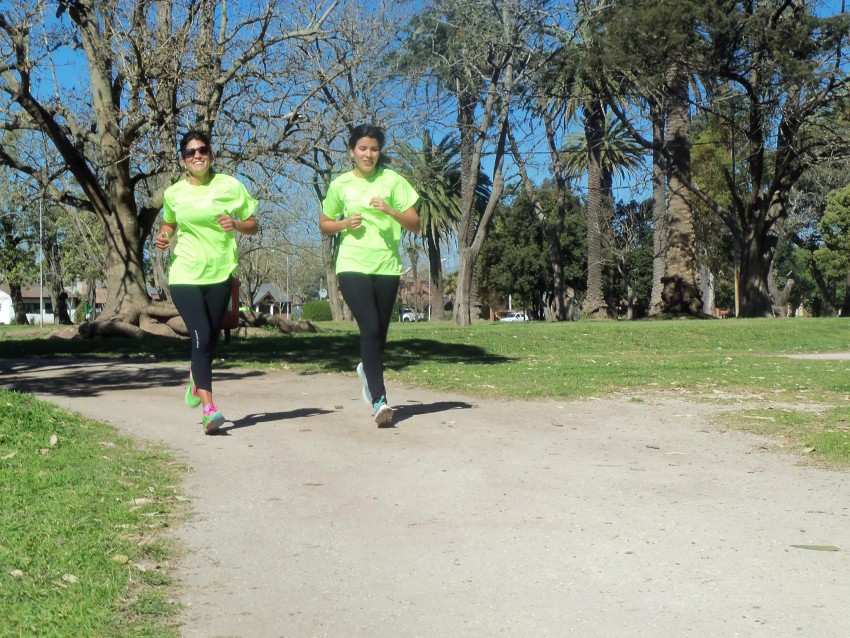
[{"x1": 2, "y1": 358, "x2": 848, "y2": 638}]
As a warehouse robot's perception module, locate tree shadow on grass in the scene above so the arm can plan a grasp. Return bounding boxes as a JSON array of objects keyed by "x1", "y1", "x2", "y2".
[
  {"x1": 229, "y1": 335, "x2": 511, "y2": 373},
  {"x1": 0, "y1": 332, "x2": 511, "y2": 391}
]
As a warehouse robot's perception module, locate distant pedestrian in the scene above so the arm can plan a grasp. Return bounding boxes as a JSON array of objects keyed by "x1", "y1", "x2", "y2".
[
  {"x1": 155, "y1": 130, "x2": 258, "y2": 434},
  {"x1": 319, "y1": 124, "x2": 420, "y2": 426}
]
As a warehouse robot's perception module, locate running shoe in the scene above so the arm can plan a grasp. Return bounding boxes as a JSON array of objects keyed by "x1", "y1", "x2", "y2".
[
  {"x1": 356, "y1": 362, "x2": 372, "y2": 407},
  {"x1": 185, "y1": 374, "x2": 201, "y2": 408},
  {"x1": 202, "y1": 403, "x2": 225, "y2": 435},
  {"x1": 372, "y1": 395, "x2": 394, "y2": 427}
]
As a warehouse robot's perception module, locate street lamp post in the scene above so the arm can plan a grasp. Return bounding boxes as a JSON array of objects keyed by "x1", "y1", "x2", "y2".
[{"x1": 39, "y1": 199, "x2": 44, "y2": 326}]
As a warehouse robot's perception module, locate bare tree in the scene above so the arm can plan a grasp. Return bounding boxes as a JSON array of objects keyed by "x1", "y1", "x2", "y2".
[
  {"x1": 0, "y1": 0, "x2": 341, "y2": 333},
  {"x1": 281, "y1": 1, "x2": 415, "y2": 321},
  {"x1": 402, "y1": 0, "x2": 548, "y2": 325}
]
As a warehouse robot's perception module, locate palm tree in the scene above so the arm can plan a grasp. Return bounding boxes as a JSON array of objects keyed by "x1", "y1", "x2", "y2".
[
  {"x1": 543, "y1": 2, "x2": 635, "y2": 319},
  {"x1": 560, "y1": 108, "x2": 645, "y2": 317},
  {"x1": 394, "y1": 131, "x2": 465, "y2": 321}
]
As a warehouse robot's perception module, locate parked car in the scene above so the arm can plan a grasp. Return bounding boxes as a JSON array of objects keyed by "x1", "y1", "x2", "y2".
[
  {"x1": 401, "y1": 308, "x2": 425, "y2": 322},
  {"x1": 500, "y1": 311, "x2": 529, "y2": 322}
]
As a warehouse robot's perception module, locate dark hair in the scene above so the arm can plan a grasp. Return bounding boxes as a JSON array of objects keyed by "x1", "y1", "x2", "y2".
[
  {"x1": 178, "y1": 130, "x2": 212, "y2": 156},
  {"x1": 348, "y1": 124, "x2": 385, "y2": 150},
  {"x1": 348, "y1": 124, "x2": 393, "y2": 168}
]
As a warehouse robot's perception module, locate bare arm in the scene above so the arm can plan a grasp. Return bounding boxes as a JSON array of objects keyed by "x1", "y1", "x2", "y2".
[
  {"x1": 320, "y1": 213, "x2": 363, "y2": 235},
  {"x1": 217, "y1": 215, "x2": 259, "y2": 236}
]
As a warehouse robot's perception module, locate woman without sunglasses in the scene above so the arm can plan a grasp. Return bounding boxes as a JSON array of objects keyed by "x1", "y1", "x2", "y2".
[
  {"x1": 319, "y1": 124, "x2": 420, "y2": 427},
  {"x1": 155, "y1": 130, "x2": 259, "y2": 434}
]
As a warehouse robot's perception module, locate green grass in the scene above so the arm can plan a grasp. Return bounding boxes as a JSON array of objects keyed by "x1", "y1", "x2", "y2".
[
  {"x1": 0, "y1": 388, "x2": 184, "y2": 637},
  {"x1": 717, "y1": 405, "x2": 850, "y2": 469},
  {"x1": 1, "y1": 316, "x2": 849, "y2": 635},
  {"x1": 7, "y1": 317, "x2": 848, "y2": 401}
]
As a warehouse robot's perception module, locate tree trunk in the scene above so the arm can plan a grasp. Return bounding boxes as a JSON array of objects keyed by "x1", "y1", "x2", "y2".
[
  {"x1": 544, "y1": 216, "x2": 567, "y2": 321},
  {"x1": 582, "y1": 99, "x2": 608, "y2": 319},
  {"x1": 9, "y1": 284, "x2": 28, "y2": 325},
  {"x1": 699, "y1": 265, "x2": 714, "y2": 316},
  {"x1": 98, "y1": 198, "x2": 150, "y2": 323},
  {"x1": 150, "y1": 233, "x2": 170, "y2": 302},
  {"x1": 454, "y1": 248, "x2": 476, "y2": 325},
  {"x1": 321, "y1": 234, "x2": 344, "y2": 321},
  {"x1": 738, "y1": 222, "x2": 778, "y2": 317},
  {"x1": 660, "y1": 61, "x2": 702, "y2": 315},
  {"x1": 44, "y1": 229, "x2": 66, "y2": 324},
  {"x1": 454, "y1": 85, "x2": 480, "y2": 326},
  {"x1": 427, "y1": 236, "x2": 446, "y2": 322},
  {"x1": 842, "y1": 272, "x2": 850, "y2": 317},
  {"x1": 649, "y1": 101, "x2": 667, "y2": 316},
  {"x1": 56, "y1": 292, "x2": 73, "y2": 324},
  {"x1": 452, "y1": 2, "x2": 517, "y2": 325},
  {"x1": 776, "y1": 279, "x2": 795, "y2": 317}
]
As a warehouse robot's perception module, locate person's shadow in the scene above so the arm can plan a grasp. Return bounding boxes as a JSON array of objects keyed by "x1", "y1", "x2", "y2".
[
  {"x1": 390, "y1": 400, "x2": 474, "y2": 425},
  {"x1": 216, "y1": 401, "x2": 473, "y2": 433},
  {"x1": 218, "y1": 408, "x2": 334, "y2": 434}
]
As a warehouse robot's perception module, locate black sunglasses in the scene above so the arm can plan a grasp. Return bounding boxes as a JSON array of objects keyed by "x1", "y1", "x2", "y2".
[{"x1": 182, "y1": 145, "x2": 210, "y2": 159}]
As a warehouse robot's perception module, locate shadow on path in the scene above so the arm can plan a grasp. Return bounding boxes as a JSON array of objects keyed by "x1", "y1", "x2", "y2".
[
  {"x1": 220, "y1": 408, "x2": 334, "y2": 434},
  {"x1": 392, "y1": 400, "x2": 474, "y2": 425},
  {"x1": 0, "y1": 358, "x2": 264, "y2": 398}
]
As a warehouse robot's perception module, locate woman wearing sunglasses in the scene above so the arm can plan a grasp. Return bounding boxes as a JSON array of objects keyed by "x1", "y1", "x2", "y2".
[{"x1": 155, "y1": 130, "x2": 258, "y2": 434}]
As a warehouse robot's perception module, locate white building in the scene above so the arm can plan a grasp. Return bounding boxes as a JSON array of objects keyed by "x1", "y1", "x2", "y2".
[
  {"x1": 0, "y1": 288, "x2": 12, "y2": 325},
  {"x1": 0, "y1": 283, "x2": 83, "y2": 325}
]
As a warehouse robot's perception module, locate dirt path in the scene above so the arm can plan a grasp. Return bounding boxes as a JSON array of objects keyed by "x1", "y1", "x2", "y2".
[{"x1": 2, "y1": 358, "x2": 848, "y2": 637}]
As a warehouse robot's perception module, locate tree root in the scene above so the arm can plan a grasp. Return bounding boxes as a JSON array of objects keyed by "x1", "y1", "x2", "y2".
[{"x1": 49, "y1": 305, "x2": 319, "y2": 340}]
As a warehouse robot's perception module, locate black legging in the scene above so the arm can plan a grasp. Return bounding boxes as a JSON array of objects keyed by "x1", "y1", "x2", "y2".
[
  {"x1": 169, "y1": 278, "x2": 232, "y2": 393},
  {"x1": 337, "y1": 272, "x2": 400, "y2": 403}
]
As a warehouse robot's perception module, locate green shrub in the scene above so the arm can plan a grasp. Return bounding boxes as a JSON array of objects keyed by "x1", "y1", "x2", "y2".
[
  {"x1": 73, "y1": 303, "x2": 87, "y2": 323},
  {"x1": 302, "y1": 300, "x2": 332, "y2": 321}
]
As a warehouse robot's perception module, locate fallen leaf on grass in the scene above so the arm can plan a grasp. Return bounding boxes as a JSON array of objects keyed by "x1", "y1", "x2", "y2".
[
  {"x1": 111, "y1": 554, "x2": 129, "y2": 564},
  {"x1": 1, "y1": 451, "x2": 16, "y2": 460},
  {"x1": 131, "y1": 497, "x2": 156, "y2": 506},
  {"x1": 791, "y1": 544, "x2": 840, "y2": 552},
  {"x1": 10, "y1": 569, "x2": 24, "y2": 578},
  {"x1": 49, "y1": 434, "x2": 58, "y2": 447},
  {"x1": 61, "y1": 574, "x2": 78, "y2": 584},
  {"x1": 802, "y1": 447, "x2": 816, "y2": 454},
  {"x1": 99, "y1": 441, "x2": 116, "y2": 448}
]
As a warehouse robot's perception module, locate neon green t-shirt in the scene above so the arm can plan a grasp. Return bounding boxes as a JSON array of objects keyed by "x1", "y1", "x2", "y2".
[
  {"x1": 322, "y1": 168, "x2": 419, "y2": 275},
  {"x1": 162, "y1": 172, "x2": 257, "y2": 285}
]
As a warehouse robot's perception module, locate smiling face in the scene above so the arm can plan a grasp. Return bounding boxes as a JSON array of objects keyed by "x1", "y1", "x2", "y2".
[
  {"x1": 180, "y1": 140, "x2": 212, "y2": 182},
  {"x1": 349, "y1": 136, "x2": 381, "y2": 178}
]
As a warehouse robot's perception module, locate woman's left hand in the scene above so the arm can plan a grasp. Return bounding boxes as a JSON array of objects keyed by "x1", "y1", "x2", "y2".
[
  {"x1": 217, "y1": 214, "x2": 238, "y2": 232},
  {"x1": 370, "y1": 197, "x2": 395, "y2": 216}
]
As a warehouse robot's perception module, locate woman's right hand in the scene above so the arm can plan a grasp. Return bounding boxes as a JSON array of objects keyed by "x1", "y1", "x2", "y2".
[
  {"x1": 347, "y1": 214, "x2": 363, "y2": 230},
  {"x1": 154, "y1": 230, "x2": 171, "y2": 251}
]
